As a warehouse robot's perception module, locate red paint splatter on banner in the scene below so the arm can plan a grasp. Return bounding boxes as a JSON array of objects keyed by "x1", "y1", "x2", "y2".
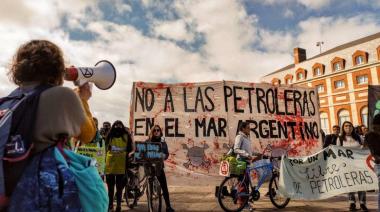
[
  {"x1": 153, "y1": 109, "x2": 164, "y2": 119},
  {"x1": 166, "y1": 148, "x2": 179, "y2": 170},
  {"x1": 135, "y1": 82, "x2": 145, "y2": 88},
  {"x1": 187, "y1": 119, "x2": 192, "y2": 127},
  {"x1": 178, "y1": 83, "x2": 195, "y2": 88},
  {"x1": 156, "y1": 83, "x2": 168, "y2": 89},
  {"x1": 187, "y1": 138, "x2": 194, "y2": 146},
  {"x1": 278, "y1": 90, "x2": 285, "y2": 100},
  {"x1": 237, "y1": 98, "x2": 247, "y2": 109},
  {"x1": 213, "y1": 139, "x2": 220, "y2": 150},
  {"x1": 271, "y1": 112, "x2": 320, "y2": 156},
  {"x1": 206, "y1": 153, "x2": 219, "y2": 165}
]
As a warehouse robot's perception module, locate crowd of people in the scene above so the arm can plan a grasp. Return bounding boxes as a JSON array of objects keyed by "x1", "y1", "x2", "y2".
[
  {"x1": 84, "y1": 119, "x2": 175, "y2": 212},
  {"x1": 322, "y1": 120, "x2": 380, "y2": 212},
  {"x1": 1, "y1": 39, "x2": 379, "y2": 212}
]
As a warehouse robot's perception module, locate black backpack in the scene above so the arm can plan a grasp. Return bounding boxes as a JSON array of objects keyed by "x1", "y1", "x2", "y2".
[{"x1": 0, "y1": 85, "x2": 51, "y2": 206}]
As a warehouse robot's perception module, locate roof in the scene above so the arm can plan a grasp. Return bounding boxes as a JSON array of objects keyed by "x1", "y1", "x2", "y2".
[{"x1": 264, "y1": 32, "x2": 380, "y2": 77}]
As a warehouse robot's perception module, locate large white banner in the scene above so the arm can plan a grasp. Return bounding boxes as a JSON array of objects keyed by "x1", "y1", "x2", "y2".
[
  {"x1": 130, "y1": 81, "x2": 322, "y2": 185},
  {"x1": 279, "y1": 145, "x2": 378, "y2": 200}
]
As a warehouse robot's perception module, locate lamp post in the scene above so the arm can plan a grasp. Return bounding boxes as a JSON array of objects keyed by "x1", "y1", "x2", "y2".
[{"x1": 316, "y1": 41, "x2": 324, "y2": 54}]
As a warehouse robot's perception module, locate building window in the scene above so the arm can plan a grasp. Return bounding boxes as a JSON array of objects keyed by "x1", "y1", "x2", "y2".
[
  {"x1": 333, "y1": 62, "x2": 341, "y2": 71},
  {"x1": 356, "y1": 75, "x2": 368, "y2": 85},
  {"x1": 338, "y1": 110, "x2": 350, "y2": 127},
  {"x1": 297, "y1": 72, "x2": 303, "y2": 80},
  {"x1": 314, "y1": 67, "x2": 322, "y2": 76},
  {"x1": 355, "y1": 56, "x2": 364, "y2": 65},
  {"x1": 286, "y1": 78, "x2": 292, "y2": 84},
  {"x1": 352, "y1": 50, "x2": 368, "y2": 65},
  {"x1": 361, "y1": 107, "x2": 368, "y2": 126},
  {"x1": 334, "y1": 80, "x2": 345, "y2": 89},
  {"x1": 312, "y1": 63, "x2": 325, "y2": 77},
  {"x1": 271, "y1": 78, "x2": 281, "y2": 85},
  {"x1": 316, "y1": 84, "x2": 324, "y2": 93},
  {"x1": 320, "y1": 112, "x2": 329, "y2": 134}
]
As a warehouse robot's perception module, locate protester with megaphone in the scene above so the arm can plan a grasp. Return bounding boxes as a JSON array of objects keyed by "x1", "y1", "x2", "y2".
[{"x1": 0, "y1": 39, "x2": 109, "y2": 210}]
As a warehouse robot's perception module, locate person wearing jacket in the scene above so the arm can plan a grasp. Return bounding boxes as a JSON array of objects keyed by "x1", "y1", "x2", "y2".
[
  {"x1": 233, "y1": 122, "x2": 253, "y2": 207},
  {"x1": 234, "y1": 122, "x2": 253, "y2": 161},
  {"x1": 323, "y1": 125, "x2": 340, "y2": 148},
  {"x1": 105, "y1": 120, "x2": 134, "y2": 212},
  {"x1": 4, "y1": 39, "x2": 96, "y2": 210},
  {"x1": 338, "y1": 121, "x2": 368, "y2": 212},
  {"x1": 146, "y1": 125, "x2": 175, "y2": 212}
]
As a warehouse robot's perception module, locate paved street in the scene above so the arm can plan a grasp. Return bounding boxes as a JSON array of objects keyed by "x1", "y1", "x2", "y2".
[{"x1": 119, "y1": 186, "x2": 378, "y2": 212}]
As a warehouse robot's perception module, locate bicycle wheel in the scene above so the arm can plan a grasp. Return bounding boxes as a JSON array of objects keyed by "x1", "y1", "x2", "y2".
[
  {"x1": 269, "y1": 173, "x2": 290, "y2": 209},
  {"x1": 217, "y1": 176, "x2": 249, "y2": 212},
  {"x1": 125, "y1": 172, "x2": 140, "y2": 209},
  {"x1": 147, "y1": 177, "x2": 162, "y2": 212}
]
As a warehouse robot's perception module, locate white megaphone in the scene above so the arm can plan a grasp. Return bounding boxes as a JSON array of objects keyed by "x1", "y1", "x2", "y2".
[{"x1": 65, "y1": 60, "x2": 116, "y2": 90}]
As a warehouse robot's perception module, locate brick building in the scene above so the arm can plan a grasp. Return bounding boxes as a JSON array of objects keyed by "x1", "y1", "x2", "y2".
[{"x1": 261, "y1": 32, "x2": 380, "y2": 134}]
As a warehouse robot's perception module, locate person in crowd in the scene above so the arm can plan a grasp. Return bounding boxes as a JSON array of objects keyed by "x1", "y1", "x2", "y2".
[
  {"x1": 233, "y1": 122, "x2": 256, "y2": 208},
  {"x1": 338, "y1": 121, "x2": 368, "y2": 212},
  {"x1": 323, "y1": 125, "x2": 340, "y2": 148},
  {"x1": 101, "y1": 121, "x2": 111, "y2": 140},
  {"x1": 354, "y1": 125, "x2": 363, "y2": 142},
  {"x1": 234, "y1": 122, "x2": 253, "y2": 161},
  {"x1": 146, "y1": 125, "x2": 175, "y2": 212},
  {"x1": 361, "y1": 125, "x2": 368, "y2": 135},
  {"x1": 4, "y1": 40, "x2": 96, "y2": 209},
  {"x1": 105, "y1": 120, "x2": 133, "y2": 212},
  {"x1": 365, "y1": 115, "x2": 380, "y2": 212},
  {"x1": 360, "y1": 125, "x2": 368, "y2": 143},
  {"x1": 84, "y1": 117, "x2": 104, "y2": 148}
]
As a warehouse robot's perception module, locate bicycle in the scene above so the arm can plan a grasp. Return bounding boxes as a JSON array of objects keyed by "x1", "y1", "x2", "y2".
[
  {"x1": 125, "y1": 159, "x2": 163, "y2": 212},
  {"x1": 217, "y1": 145, "x2": 291, "y2": 212}
]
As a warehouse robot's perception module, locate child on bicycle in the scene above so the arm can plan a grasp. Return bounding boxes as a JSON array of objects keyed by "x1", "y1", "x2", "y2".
[{"x1": 234, "y1": 122, "x2": 260, "y2": 207}]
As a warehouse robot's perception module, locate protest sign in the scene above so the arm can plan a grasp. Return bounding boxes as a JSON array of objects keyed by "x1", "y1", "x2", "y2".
[
  {"x1": 279, "y1": 145, "x2": 378, "y2": 200},
  {"x1": 77, "y1": 146, "x2": 106, "y2": 175},
  {"x1": 368, "y1": 85, "x2": 380, "y2": 130},
  {"x1": 130, "y1": 81, "x2": 322, "y2": 184},
  {"x1": 134, "y1": 142, "x2": 163, "y2": 163}
]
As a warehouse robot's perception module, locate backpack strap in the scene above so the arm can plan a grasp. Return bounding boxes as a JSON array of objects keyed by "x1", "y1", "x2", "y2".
[{"x1": 0, "y1": 84, "x2": 52, "y2": 206}]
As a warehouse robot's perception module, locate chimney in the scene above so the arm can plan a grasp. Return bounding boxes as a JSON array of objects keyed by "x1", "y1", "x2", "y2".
[{"x1": 294, "y1": 47, "x2": 307, "y2": 64}]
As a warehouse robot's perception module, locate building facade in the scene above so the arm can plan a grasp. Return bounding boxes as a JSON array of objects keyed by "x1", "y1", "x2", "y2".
[{"x1": 261, "y1": 32, "x2": 380, "y2": 134}]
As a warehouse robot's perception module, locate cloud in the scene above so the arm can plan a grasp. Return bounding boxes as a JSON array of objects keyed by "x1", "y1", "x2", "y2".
[
  {"x1": 297, "y1": 0, "x2": 332, "y2": 9},
  {"x1": 113, "y1": 0, "x2": 132, "y2": 14},
  {"x1": 296, "y1": 14, "x2": 380, "y2": 57},
  {"x1": 252, "y1": 0, "x2": 332, "y2": 10},
  {"x1": 258, "y1": 30, "x2": 296, "y2": 53},
  {"x1": 153, "y1": 19, "x2": 194, "y2": 41},
  {"x1": 283, "y1": 8, "x2": 294, "y2": 18}
]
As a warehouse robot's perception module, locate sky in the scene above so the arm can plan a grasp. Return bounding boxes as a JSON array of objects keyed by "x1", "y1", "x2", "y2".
[{"x1": 0, "y1": 0, "x2": 380, "y2": 124}]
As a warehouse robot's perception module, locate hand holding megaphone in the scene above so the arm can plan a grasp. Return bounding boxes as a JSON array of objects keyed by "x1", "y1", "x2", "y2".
[{"x1": 65, "y1": 60, "x2": 116, "y2": 90}]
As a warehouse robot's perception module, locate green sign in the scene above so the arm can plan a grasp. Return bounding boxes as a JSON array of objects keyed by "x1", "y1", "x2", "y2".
[{"x1": 77, "y1": 146, "x2": 106, "y2": 175}]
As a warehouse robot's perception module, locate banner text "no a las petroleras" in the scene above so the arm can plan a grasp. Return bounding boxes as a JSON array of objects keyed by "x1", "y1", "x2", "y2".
[{"x1": 130, "y1": 81, "x2": 322, "y2": 181}]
